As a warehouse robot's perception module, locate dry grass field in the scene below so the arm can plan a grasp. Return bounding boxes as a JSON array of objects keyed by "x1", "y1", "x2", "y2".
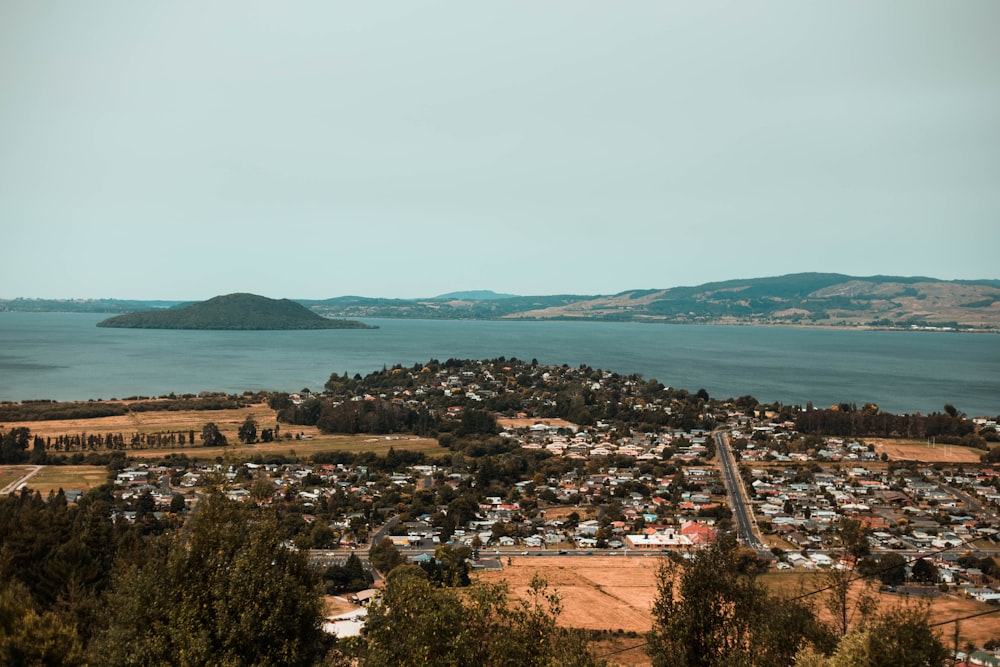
[
  {"x1": 868, "y1": 438, "x2": 984, "y2": 463},
  {"x1": 473, "y1": 559, "x2": 1000, "y2": 666},
  {"x1": 28, "y1": 465, "x2": 109, "y2": 494},
  {"x1": 1, "y1": 403, "x2": 449, "y2": 463},
  {"x1": 474, "y1": 555, "x2": 661, "y2": 633},
  {"x1": 0, "y1": 466, "x2": 29, "y2": 492},
  {"x1": 761, "y1": 572, "x2": 999, "y2": 649}
]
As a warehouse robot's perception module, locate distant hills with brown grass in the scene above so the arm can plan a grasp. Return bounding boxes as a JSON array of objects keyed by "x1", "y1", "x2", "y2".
[{"x1": 4, "y1": 274, "x2": 999, "y2": 330}]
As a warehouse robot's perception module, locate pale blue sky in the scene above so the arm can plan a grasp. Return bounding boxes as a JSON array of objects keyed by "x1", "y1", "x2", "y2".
[{"x1": 2, "y1": 2, "x2": 998, "y2": 300}]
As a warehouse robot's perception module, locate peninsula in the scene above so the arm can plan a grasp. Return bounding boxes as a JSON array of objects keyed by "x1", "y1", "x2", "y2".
[{"x1": 96, "y1": 293, "x2": 376, "y2": 330}]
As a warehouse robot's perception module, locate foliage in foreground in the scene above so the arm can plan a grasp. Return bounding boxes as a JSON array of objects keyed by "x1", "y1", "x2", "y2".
[
  {"x1": 646, "y1": 537, "x2": 951, "y2": 667},
  {"x1": 91, "y1": 493, "x2": 330, "y2": 666},
  {"x1": 358, "y1": 565, "x2": 605, "y2": 667}
]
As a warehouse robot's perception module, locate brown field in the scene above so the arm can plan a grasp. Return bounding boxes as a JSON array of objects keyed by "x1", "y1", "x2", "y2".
[
  {"x1": 474, "y1": 555, "x2": 661, "y2": 633},
  {"x1": 761, "y1": 572, "x2": 1000, "y2": 647},
  {"x1": 474, "y1": 559, "x2": 1000, "y2": 666},
  {"x1": 868, "y1": 438, "x2": 983, "y2": 463},
  {"x1": 0, "y1": 466, "x2": 29, "y2": 492},
  {"x1": 28, "y1": 465, "x2": 109, "y2": 494},
  {"x1": 1, "y1": 403, "x2": 449, "y2": 462}
]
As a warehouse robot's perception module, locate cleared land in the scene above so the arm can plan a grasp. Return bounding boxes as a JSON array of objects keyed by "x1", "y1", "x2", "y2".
[
  {"x1": 1, "y1": 403, "x2": 448, "y2": 462},
  {"x1": 474, "y1": 555, "x2": 661, "y2": 633},
  {"x1": 868, "y1": 438, "x2": 984, "y2": 463},
  {"x1": 28, "y1": 465, "x2": 109, "y2": 494},
  {"x1": 474, "y1": 558, "x2": 1000, "y2": 666}
]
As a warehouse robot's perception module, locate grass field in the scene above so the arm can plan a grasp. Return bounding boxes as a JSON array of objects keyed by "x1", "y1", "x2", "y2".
[
  {"x1": 1, "y1": 403, "x2": 450, "y2": 462},
  {"x1": 0, "y1": 467, "x2": 29, "y2": 492},
  {"x1": 28, "y1": 466, "x2": 109, "y2": 494},
  {"x1": 868, "y1": 438, "x2": 984, "y2": 463},
  {"x1": 473, "y1": 558, "x2": 1000, "y2": 666}
]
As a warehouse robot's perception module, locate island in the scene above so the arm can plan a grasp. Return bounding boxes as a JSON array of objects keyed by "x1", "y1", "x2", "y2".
[{"x1": 96, "y1": 293, "x2": 376, "y2": 330}]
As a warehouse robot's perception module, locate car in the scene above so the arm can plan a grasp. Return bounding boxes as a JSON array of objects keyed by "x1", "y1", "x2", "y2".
[{"x1": 521, "y1": 551, "x2": 528, "y2": 555}]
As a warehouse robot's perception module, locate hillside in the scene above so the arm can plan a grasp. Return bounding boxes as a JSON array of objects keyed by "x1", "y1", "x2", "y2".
[
  {"x1": 306, "y1": 274, "x2": 1000, "y2": 330},
  {"x1": 8, "y1": 274, "x2": 1000, "y2": 330},
  {"x1": 96, "y1": 293, "x2": 376, "y2": 330}
]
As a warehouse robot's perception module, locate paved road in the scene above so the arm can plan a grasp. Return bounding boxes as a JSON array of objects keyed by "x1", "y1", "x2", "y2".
[{"x1": 714, "y1": 432, "x2": 766, "y2": 551}]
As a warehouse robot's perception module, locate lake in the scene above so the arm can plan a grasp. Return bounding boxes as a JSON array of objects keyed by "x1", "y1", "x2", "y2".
[{"x1": 1, "y1": 313, "x2": 998, "y2": 417}]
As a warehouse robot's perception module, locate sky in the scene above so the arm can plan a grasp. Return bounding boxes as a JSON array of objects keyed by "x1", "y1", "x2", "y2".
[{"x1": 2, "y1": 2, "x2": 998, "y2": 300}]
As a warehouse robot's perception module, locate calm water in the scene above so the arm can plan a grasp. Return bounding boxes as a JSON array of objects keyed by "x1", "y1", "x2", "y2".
[{"x1": 1, "y1": 313, "x2": 998, "y2": 417}]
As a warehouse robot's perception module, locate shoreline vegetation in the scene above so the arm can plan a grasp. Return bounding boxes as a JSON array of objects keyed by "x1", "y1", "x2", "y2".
[{"x1": 3, "y1": 273, "x2": 999, "y2": 331}]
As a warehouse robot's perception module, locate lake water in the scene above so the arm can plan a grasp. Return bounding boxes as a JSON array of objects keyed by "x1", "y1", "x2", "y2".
[{"x1": 1, "y1": 312, "x2": 998, "y2": 417}]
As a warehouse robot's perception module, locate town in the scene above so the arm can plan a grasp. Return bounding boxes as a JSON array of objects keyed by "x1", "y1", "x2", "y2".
[{"x1": 3, "y1": 357, "x2": 1000, "y2": 664}]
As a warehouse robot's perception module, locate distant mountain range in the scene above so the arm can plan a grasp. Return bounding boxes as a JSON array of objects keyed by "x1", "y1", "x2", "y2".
[{"x1": 5, "y1": 274, "x2": 999, "y2": 331}]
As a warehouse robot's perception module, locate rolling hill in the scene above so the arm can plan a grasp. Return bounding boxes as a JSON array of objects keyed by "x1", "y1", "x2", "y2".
[
  {"x1": 96, "y1": 293, "x2": 376, "y2": 330},
  {"x1": 304, "y1": 274, "x2": 1000, "y2": 330},
  {"x1": 7, "y1": 274, "x2": 998, "y2": 331}
]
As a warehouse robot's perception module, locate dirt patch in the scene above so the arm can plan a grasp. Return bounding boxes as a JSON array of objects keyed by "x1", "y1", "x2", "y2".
[
  {"x1": 474, "y1": 555, "x2": 662, "y2": 633},
  {"x1": 868, "y1": 438, "x2": 982, "y2": 463},
  {"x1": 323, "y1": 595, "x2": 359, "y2": 617}
]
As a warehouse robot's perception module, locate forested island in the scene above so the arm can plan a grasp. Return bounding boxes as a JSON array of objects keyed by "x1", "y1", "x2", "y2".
[{"x1": 95, "y1": 293, "x2": 376, "y2": 330}]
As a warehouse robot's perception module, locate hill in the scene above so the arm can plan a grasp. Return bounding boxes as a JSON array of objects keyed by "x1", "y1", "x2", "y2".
[
  {"x1": 432, "y1": 290, "x2": 519, "y2": 300},
  {"x1": 96, "y1": 293, "x2": 376, "y2": 330},
  {"x1": 307, "y1": 274, "x2": 1000, "y2": 330},
  {"x1": 9, "y1": 274, "x2": 1000, "y2": 330}
]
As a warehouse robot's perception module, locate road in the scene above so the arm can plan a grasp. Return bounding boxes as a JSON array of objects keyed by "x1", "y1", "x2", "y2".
[
  {"x1": 0, "y1": 465, "x2": 43, "y2": 494},
  {"x1": 714, "y1": 432, "x2": 766, "y2": 551}
]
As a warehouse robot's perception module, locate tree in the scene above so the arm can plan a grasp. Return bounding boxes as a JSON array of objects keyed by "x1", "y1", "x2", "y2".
[
  {"x1": 876, "y1": 552, "x2": 907, "y2": 587},
  {"x1": 363, "y1": 566, "x2": 604, "y2": 667},
  {"x1": 795, "y1": 603, "x2": 948, "y2": 667},
  {"x1": 822, "y1": 567, "x2": 878, "y2": 637},
  {"x1": 838, "y1": 519, "x2": 870, "y2": 560},
  {"x1": 238, "y1": 415, "x2": 258, "y2": 444},
  {"x1": 169, "y1": 493, "x2": 186, "y2": 513},
  {"x1": 910, "y1": 558, "x2": 938, "y2": 584},
  {"x1": 369, "y1": 537, "x2": 405, "y2": 575},
  {"x1": 647, "y1": 536, "x2": 831, "y2": 667},
  {"x1": 421, "y1": 544, "x2": 472, "y2": 587},
  {"x1": 93, "y1": 493, "x2": 328, "y2": 666},
  {"x1": 200, "y1": 422, "x2": 227, "y2": 447},
  {"x1": 0, "y1": 581, "x2": 86, "y2": 666},
  {"x1": 363, "y1": 566, "x2": 465, "y2": 666}
]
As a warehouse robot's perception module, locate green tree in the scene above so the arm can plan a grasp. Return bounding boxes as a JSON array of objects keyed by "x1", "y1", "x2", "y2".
[
  {"x1": 647, "y1": 536, "x2": 830, "y2": 667},
  {"x1": 422, "y1": 544, "x2": 472, "y2": 587},
  {"x1": 876, "y1": 552, "x2": 907, "y2": 587},
  {"x1": 0, "y1": 581, "x2": 86, "y2": 666},
  {"x1": 369, "y1": 537, "x2": 405, "y2": 575},
  {"x1": 93, "y1": 493, "x2": 327, "y2": 666},
  {"x1": 910, "y1": 558, "x2": 938, "y2": 584},
  {"x1": 238, "y1": 415, "x2": 258, "y2": 444},
  {"x1": 794, "y1": 603, "x2": 948, "y2": 667},
  {"x1": 200, "y1": 422, "x2": 227, "y2": 447},
  {"x1": 363, "y1": 566, "x2": 604, "y2": 667}
]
